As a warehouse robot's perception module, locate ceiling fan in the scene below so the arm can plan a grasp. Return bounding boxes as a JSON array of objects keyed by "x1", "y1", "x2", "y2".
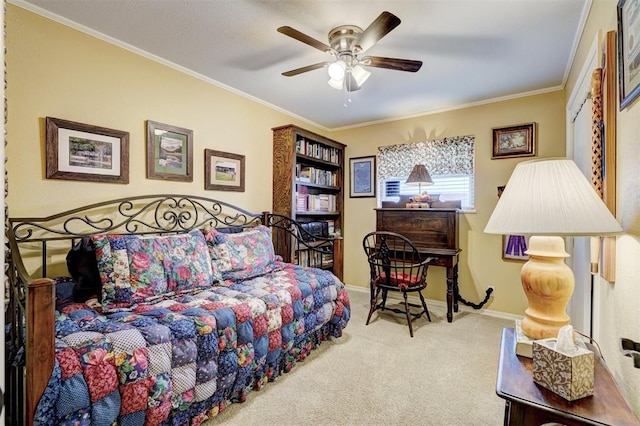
[{"x1": 278, "y1": 11, "x2": 422, "y2": 92}]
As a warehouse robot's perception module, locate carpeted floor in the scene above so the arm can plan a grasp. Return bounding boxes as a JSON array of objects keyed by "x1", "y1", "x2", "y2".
[{"x1": 205, "y1": 287, "x2": 513, "y2": 426}]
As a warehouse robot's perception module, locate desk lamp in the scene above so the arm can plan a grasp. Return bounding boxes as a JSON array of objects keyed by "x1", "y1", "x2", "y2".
[
  {"x1": 405, "y1": 164, "x2": 433, "y2": 195},
  {"x1": 484, "y1": 158, "x2": 622, "y2": 340}
]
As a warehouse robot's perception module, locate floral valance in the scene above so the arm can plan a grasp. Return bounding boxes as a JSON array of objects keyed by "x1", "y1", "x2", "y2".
[{"x1": 377, "y1": 135, "x2": 475, "y2": 180}]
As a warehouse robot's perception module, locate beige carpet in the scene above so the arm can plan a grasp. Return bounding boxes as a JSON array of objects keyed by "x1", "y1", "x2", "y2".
[{"x1": 205, "y1": 288, "x2": 512, "y2": 426}]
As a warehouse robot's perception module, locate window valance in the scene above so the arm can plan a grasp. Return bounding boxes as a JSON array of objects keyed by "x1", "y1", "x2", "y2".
[{"x1": 377, "y1": 135, "x2": 474, "y2": 180}]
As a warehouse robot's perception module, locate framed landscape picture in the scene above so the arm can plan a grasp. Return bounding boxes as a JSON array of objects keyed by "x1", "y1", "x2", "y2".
[
  {"x1": 205, "y1": 149, "x2": 245, "y2": 192},
  {"x1": 45, "y1": 117, "x2": 129, "y2": 184},
  {"x1": 491, "y1": 123, "x2": 536, "y2": 159},
  {"x1": 146, "y1": 120, "x2": 193, "y2": 182}
]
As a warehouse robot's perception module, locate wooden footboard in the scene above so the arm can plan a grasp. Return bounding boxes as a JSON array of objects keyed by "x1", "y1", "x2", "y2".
[
  {"x1": 6, "y1": 194, "x2": 341, "y2": 425},
  {"x1": 26, "y1": 278, "x2": 56, "y2": 426},
  {"x1": 6, "y1": 231, "x2": 57, "y2": 425}
]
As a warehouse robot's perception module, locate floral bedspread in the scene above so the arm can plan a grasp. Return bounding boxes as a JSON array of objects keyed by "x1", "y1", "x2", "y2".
[{"x1": 35, "y1": 262, "x2": 350, "y2": 425}]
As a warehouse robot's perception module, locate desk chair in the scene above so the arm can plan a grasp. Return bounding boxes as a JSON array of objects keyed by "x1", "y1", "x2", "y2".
[{"x1": 362, "y1": 231, "x2": 436, "y2": 337}]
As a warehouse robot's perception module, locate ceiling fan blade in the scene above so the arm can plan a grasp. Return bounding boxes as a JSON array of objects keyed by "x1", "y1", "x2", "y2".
[
  {"x1": 282, "y1": 62, "x2": 329, "y2": 77},
  {"x1": 356, "y1": 11, "x2": 401, "y2": 53},
  {"x1": 361, "y1": 56, "x2": 422, "y2": 72},
  {"x1": 277, "y1": 26, "x2": 332, "y2": 53}
]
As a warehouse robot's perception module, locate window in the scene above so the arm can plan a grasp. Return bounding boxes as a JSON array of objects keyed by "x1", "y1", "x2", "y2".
[
  {"x1": 382, "y1": 174, "x2": 475, "y2": 209},
  {"x1": 378, "y1": 135, "x2": 475, "y2": 210}
]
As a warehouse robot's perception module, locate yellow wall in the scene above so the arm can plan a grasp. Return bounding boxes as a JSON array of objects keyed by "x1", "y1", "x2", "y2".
[
  {"x1": 7, "y1": 4, "x2": 566, "y2": 319},
  {"x1": 6, "y1": 5, "x2": 327, "y2": 217},
  {"x1": 334, "y1": 91, "x2": 567, "y2": 315},
  {"x1": 566, "y1": 0, "x2": 640, "y2": 413}
]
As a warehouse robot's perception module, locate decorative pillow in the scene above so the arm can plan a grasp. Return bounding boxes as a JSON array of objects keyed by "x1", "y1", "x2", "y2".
[
  {"x1": 92, "y1": 229, "x2": 215, "y2": 311},
  {"x1": 203, "y1": 228, "x2": 232, "y2": 275},
  {"x1": 204, "y1": 225, "x2": 276, "y2": 278}
]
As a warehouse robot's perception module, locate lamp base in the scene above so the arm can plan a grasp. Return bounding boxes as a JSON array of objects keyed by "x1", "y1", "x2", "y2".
[{"x1": 520, "y1": 236, "x2": 574, "y2": 340}]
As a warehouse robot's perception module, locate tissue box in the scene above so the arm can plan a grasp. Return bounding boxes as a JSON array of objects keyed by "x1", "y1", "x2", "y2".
[{"x1": 532, "y1": 338, "x2": 594, "y2": 401}]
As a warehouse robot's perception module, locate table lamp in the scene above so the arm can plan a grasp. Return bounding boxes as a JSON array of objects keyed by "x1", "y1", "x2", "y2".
[
  {"x1": 484, "y1": 158, "x2": 622, "y2": 341},
  {"x1": 405, "y1": 164, "x2": 433, "y2": 195}
]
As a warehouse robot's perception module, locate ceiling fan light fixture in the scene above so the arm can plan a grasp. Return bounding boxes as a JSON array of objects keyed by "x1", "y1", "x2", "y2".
[
  {"x1": 328, "y1": 77, "x2": 344, "y2": 90},
  {"x1": 327, "y1": 60, "x2": 346, "y2": 80},
  {"x1": 351, "y1": 65, "x2": 371, "y2": 87}
]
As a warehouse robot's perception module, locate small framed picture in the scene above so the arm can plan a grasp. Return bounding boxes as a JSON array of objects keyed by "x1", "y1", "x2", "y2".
[
  {"x1": 491, "y1": 123, "x2": 537, "y2": 159},
  {"x1": 618, "y1": 0, "x2": 640, "y2": 109},
  {"x1": 45, "y1": 117, "x2": 129, "y2": 184},
  {"x1": 205, "y1": 149, "x2": 245, "y2": 192},
  {"x1": 349, "y1": 156, "x2": 376, "y2": 198},
  {"x1": 146, "y1": 120, "x2": 193, "y2": 182},
  {"x1": 503, "y1": 234, "x2": 529, "y2": 261}
]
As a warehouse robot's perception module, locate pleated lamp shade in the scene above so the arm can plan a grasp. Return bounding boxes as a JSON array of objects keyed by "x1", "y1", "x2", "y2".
[
  {"x1": 484, "y1": 158, "x2": 622, "y2": 236},
  {"x1": 405, "y1": 164, "x2": 433, "y2": 187}
]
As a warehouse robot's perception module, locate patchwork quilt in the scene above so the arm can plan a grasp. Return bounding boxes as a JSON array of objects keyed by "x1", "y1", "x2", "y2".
[{"x1": 35, "y1": 262, "x2": 350, "y2": 425}]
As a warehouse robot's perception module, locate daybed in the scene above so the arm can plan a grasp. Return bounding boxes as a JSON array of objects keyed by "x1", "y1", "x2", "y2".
[{"x1": 5, "y1": 194, "x2": 350, "y2": 425}]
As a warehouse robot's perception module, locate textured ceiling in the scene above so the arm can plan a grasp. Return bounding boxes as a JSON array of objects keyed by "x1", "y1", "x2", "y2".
[{"x1": 13, "y1": 0, "x2": 590, "y2": 130}]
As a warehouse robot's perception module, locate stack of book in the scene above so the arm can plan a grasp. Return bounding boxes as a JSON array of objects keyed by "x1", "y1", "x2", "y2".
[
  {"x1": 295, "y1": 193, "x2": 307, "y2": 211},
  {"x1": 294, "y1": 193, "x2": 336, "y2": 213}
]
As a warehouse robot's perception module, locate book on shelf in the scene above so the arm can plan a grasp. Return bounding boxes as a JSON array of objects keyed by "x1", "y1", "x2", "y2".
[
  {"x1": 296, "y1": 137, "x2": 341, "y2": 165},
  {"x1": 295, "y1": 192, "x2": 308, "y2": 212},
  {"x1": 325, "y1": 220, "x2": 335, "y2": 235},
  {"x1": 297, "y1": 166, "x2": 337, "y2": 186},
  {"x1": 298, "y1": 167, "x2": 311, "y2": 182},
  {"x1": 295, "y1": 248, "x2": 333, "y2": 269},
  {"x1": 305, "y1": 194, "x2": 336, "y2": 212}
]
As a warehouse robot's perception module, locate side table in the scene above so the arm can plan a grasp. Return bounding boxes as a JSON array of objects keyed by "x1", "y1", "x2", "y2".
[{"x1": 496, "y1": 327, "x2": 640, "y2": 425}]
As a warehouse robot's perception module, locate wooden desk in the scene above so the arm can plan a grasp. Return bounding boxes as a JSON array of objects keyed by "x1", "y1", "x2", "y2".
[
  {"x1": 497, "y1": 327, "x2": 640, "y2": 426},
  {"x1": 376, "y1": 208, "x2": 461, "y2": 322}
]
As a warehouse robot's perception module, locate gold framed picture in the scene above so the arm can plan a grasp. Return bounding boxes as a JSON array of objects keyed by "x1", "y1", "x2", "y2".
[{"x1": 492, "y1": 123, "x2": 536, "y2": 159}]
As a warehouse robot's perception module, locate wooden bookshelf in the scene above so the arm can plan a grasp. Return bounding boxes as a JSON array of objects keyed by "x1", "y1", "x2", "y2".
[{"x1": 272, "y1": 124, "x2": 346, "y2": 279}]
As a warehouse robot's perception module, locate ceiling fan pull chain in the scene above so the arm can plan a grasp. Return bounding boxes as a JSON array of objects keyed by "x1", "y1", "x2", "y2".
[{"x1": 344, "y1": 70, "x2": 352, "y2": 107}]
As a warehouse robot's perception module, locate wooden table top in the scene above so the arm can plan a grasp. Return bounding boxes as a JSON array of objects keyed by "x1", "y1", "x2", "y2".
[{"x1": 496, "y1": 327, "x2": 640, "y2": 426}]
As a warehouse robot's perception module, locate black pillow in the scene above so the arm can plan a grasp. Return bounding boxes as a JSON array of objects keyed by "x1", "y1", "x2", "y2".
[{"x1": 66, "y1": 238, "x2": 102, "y2": 302}]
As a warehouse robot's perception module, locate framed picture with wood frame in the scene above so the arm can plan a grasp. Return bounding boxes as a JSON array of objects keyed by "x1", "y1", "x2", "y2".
[
  {"x1": 205, "y1": 149, "x2": 245, "y2": 192},
  {"x1": 45, "y1": 116, "x2": 129, "y2": 184},
  {"x1": 491, "y1": 123, "x2": 537, "y2": 159},
  {"x1": 146, "y1": 120, "x2": 193, "y2": 182}
]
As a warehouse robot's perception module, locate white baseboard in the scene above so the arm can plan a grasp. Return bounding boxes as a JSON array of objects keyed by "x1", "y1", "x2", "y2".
[{"x1": 344, "y1": 284, "x2": 521, "y2": 322}]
